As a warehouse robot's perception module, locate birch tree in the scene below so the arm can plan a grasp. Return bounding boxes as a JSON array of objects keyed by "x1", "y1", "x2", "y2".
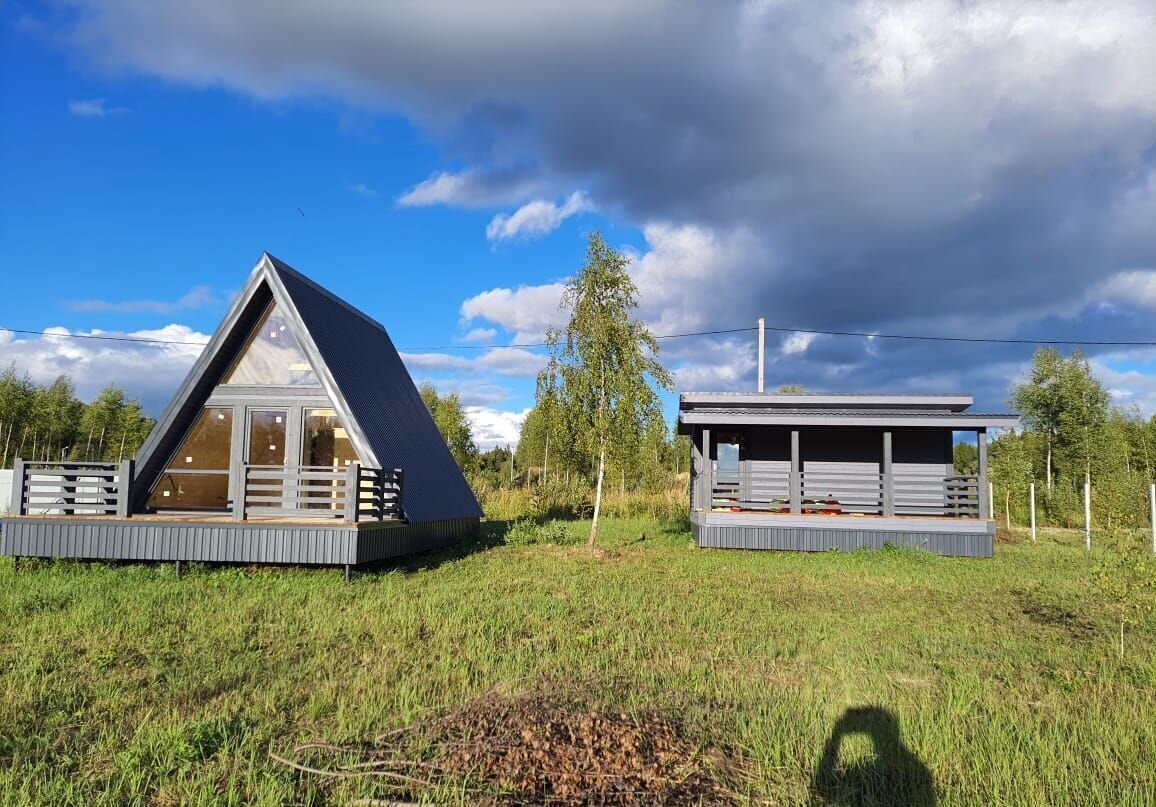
[{"x1": 541, "y1": 232, "x2": 673, "y2": 547}]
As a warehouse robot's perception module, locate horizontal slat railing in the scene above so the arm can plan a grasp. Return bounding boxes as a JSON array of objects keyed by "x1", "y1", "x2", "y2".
[
  {"x1": 802, "y1": 470, "x2": 882, "y2": 514},
  {"x1": 11, "y1": 458, "x2": 134, "y2": 517},
  {"x1": 237, "y1": 463, "x2": 404, "y2": 523},
  {"x1": 944, "y1": 475, "x2": 980, "y2": 517},
  {"x1": 706, "y1": 465, "x2": 981, "y2": 519}
]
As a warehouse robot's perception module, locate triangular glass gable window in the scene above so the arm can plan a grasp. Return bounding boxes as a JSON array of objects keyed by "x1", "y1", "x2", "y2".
[{"x1": 224, "y1": 301, "x2": 320, "y2": 386}]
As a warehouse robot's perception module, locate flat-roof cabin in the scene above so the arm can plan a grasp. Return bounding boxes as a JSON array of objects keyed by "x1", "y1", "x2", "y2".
[{"x1": 678, "y1": 392, "x2": 1019, "y2": 557}]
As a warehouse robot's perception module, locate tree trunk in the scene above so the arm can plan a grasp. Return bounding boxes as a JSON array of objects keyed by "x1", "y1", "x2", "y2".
[
  {"x1": 1046, "y1": 441, "x2": 1053, "y2": 493},
  {"x1": 543, "y1": 432, "x2": 549, "y2": 487},
  {"x1": 589, "y1": 441, "x2": 607, "y2": 547}
]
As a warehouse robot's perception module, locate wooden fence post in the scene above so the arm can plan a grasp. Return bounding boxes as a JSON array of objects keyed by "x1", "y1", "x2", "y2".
[
  {"x1": 343, "y1": 462, "x2": 360, "y2": 523},
  {"x1": 1084, "y1": 481, "x2": 1091, "y2": 550},
  {"x1": 1029, "y1": 482, "x2": 1036, "y2": 543},
  {"x1": 11, "y1": 458, "x2": 26, "y2": 516}
]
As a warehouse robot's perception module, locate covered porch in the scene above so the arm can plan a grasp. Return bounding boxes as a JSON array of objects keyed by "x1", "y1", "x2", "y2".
[
  {"x1": 678, "y1": 392, "x2": 1019, "y2": 557},
  {"x1": 691, "y1": 426, "x2": 988, "y2": 520}
]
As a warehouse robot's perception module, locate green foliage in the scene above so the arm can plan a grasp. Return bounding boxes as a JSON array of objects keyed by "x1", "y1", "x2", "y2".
[
  {"x1": 539, "y1": 232, "x2": 674, "y2": 545},
  {"x1": 1012, "y1": 348, "x2": 1110, "y2": 488},
  {"x1": 502, "y1": 518, "x2": 576, "y2": 547},
  {"x1": 996, "y1": 348, "x2": 1153, "y2": 530},
  {"x1": 0, "y1": 366, "x2": 154, "y2": 467},
  {"x1": 419, "y1": 382, "x2": 478, "y2": 473},
  {"x1": 777, "y1": 384, "x2": 806, "y2": 393},
  {"x1": 1092, "y1": 547, "x2": 1156, "y2": 659},
  {"x1": 953, "y1": 442, "x2": 978, "y2": 475}
]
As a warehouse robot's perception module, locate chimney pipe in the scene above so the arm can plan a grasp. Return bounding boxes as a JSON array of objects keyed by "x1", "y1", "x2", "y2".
[{"x1": 757, "y1": 317, "x2": 765, "y2": 393}]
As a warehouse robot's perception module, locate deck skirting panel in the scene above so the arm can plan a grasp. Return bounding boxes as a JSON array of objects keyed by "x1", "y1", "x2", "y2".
[
  {"x1": 355, "y1": 517, "x2": 479, "y2": 564},
  {"x1": 2, "y1": 518, "x2": 358, "y2": 565},
  {"x1": 691, "y1": 514, "x2": 993, "y2": 557}
]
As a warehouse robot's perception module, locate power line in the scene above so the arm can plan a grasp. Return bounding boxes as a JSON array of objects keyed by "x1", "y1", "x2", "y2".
[
  {"x1": 2, "y1": 323, "x2": 1154, "y2": 350},
  {"x1": 0, "y1": 328, "x2": 211, "y2": 346}
]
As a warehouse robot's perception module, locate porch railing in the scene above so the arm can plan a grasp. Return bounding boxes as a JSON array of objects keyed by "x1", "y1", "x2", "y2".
[
  {"x1": 709, "y1": 468, "x2": 980, "y2": 518},
  {"x1": 10, "y1": 459, "x2": 135, "y2": 517},
  {"x1": 236, "y1": 463, "x2": 403, "y2": 523}
]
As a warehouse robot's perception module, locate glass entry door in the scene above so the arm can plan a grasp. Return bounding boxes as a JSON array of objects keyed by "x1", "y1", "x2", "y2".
[
  {"x1": 248, "y1": 410, "x2": 288, "y2": 466},
  {"x1": 246, "y1": 409, "x2": 288, "y2": 510}
]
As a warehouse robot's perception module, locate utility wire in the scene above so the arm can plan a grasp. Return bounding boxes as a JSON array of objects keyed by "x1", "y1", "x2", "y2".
[{"x1": 2, "y1": 324, "x2": 1154, "y2": 350}]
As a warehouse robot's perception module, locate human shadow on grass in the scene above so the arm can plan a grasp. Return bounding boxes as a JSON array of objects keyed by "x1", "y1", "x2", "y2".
[{"x1": 811, "y1": 707, "x2": 936, "y2": 807}]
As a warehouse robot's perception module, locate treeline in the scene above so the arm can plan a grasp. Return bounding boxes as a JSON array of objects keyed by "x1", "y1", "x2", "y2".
[
  {"x1": 417, "y1": 381, "x2": 690, "y2": 497},
  {"x1": 0, "y1": 365, "x2": 155, "y2": 468},
  {"x1": 981, "y1": 348, "x2": 1156, "y2": 530}
]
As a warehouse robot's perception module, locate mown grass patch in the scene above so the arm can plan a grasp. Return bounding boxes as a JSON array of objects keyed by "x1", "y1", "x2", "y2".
[{"x1": 1, "y1": 520, "x2": 1153, "y2": 805}]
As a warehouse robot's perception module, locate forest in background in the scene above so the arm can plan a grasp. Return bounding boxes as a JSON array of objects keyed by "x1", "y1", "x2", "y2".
[{"x1": 0, "y1": 365, "x2": 154, "y2": 468}]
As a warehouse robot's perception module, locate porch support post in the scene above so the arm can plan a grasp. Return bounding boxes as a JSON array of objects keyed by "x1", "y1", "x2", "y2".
[
  {"x1": 977, "y1": 428, "x2": 989, "y2": 519},
  {"x1": 11, "y1": 458, "x2": 26, "y2": 516},
  {"x1": 344, "y1": 462, "x2": 361, "y2": 523},
  {"x1": 691, "y1": 427, "x2": 703, "y2": 511},
  {"x1": 882, "y1": 431, "x2": 894, "y2": 516},
  {"x1": 116, "y1": 459, "x2": 135, "y2": 518},
  {"x1": 790, "y1": 429, "x2": 801, "y2": 514},
  {"x1": 702, "y1": 428, "x2": 712, "y2": 511},
  {"x1": 233, "y1": 466, "x2": 248, "y2": 521}
]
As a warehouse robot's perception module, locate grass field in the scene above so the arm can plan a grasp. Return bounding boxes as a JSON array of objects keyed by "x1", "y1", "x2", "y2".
[{"x1": 2, "y1": 520, "x2": 1154, "y2": 805}]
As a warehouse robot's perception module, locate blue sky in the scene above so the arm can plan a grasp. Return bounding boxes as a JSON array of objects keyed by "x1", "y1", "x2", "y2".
[{"x1": 1, "y1": 1, "x2": 1154, "y2": 447}]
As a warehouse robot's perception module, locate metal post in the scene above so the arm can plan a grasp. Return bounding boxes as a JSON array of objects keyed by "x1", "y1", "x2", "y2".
[
  {"x1": 757, "y1": 318, "x2": 765, "y2": 393},
  {"x1": 882, "y1": 431, "x2": 894, "y2": 516},
  {"x1": 344, "y1": 462, "x2": 361, "y2": 523},
  {"x1": 344, "y1": 564, "x2": 353, "y2": 583},
  {"x1": 790, "y1": 429, "x2": 801, "y2": 514},
  {"x1": 1029, "y1": 482, "x2": 1036, "y2": 543},
  {"x1": 11, "y1": 458, "x2": 26, "y2": 516},
  {"x1": 1084, "y1": 481, "x2": 1091, "y2": 550},
  {"x1": 175, "y1": 560, "x2": 183, "y2": 578}
]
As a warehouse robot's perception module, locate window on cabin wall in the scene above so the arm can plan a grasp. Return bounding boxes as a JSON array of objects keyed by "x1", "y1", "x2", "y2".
[
  {"x1": 223, "y1": 302, "x2": 320, "y2": 386},
  {"x1": 715, "y1": 433, "x2": 742, "y2": 478},
  {"x1": 146, "y1": 407, "x2": 233, "y2": 510},
  {"x1": 301, "y1": 409, "x2": 359, "y2": 509}
]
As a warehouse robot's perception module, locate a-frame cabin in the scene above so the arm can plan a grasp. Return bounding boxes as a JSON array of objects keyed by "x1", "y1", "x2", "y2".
[{"x1": 3, "y1": 254, "x2": 482, "y2": 576}]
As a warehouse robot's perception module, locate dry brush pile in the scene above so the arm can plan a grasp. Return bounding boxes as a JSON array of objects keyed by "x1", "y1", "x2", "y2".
[{"x1": 272, "y1": 681, "x2": 747, "y2": 805}]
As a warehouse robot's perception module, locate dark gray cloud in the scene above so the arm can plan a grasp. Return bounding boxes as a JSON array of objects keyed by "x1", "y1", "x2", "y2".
[{"x1": 56, "y1": 0, "x2": 1156, "y2": 410}]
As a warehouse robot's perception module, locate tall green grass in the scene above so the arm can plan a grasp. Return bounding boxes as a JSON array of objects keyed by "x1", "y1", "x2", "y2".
[{"x1": 1, "y1": 521, "x2": 1153, "y2": 805}]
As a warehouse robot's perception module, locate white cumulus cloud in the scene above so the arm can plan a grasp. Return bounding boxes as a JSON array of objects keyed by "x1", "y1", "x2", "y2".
[{"x1": 486, "y1": 192, "x2": 593, "y2": 243}]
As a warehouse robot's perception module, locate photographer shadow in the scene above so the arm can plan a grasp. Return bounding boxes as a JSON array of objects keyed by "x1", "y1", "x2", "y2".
[{"x1": 811, "y1": 706, "x2": 936, "y2": 806}]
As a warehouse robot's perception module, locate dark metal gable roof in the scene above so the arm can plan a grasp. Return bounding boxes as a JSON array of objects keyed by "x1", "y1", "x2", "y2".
[
  {"x1": 267, "y1": 255, "x2": 482, "y2": 523},
  {"x1": 133, "y1": 253, "x2": 481, "y2": 523}
]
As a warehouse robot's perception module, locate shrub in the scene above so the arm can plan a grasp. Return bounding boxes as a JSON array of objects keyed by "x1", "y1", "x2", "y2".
[{"x1": 503, "y1": 519, "x2": 576, "y2": 547}]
